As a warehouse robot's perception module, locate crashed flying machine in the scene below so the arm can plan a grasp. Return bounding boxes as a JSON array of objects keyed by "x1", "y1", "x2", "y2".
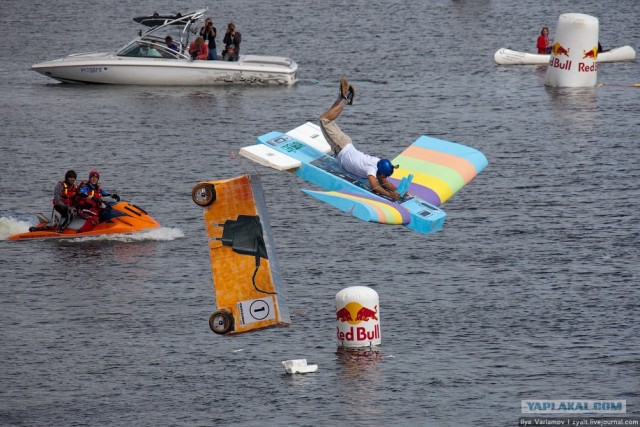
[{"x1": 240, "y1": 122, "x2": 488, "y2": 235}]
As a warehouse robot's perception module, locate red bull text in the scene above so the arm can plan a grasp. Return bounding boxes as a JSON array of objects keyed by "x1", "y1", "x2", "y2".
[
  {"x1": 548, "y1": 43, "x2": 598, "y2": 73},
  {"x1": 336, "y1": 324, "x2": 381, "y2": 341}
]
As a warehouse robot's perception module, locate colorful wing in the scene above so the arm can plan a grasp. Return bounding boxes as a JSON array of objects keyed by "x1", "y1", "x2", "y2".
[
  {"x1": 301, "y1": 189, "x2": 411, "y2": 225},
  {"x1": 389, "y1": 136, "x2": 488, "y2": 206}
]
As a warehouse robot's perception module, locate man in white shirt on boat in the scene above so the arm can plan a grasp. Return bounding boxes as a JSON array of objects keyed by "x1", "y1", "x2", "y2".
[{"x1": 319, "y1": 78, "x2": 400, "y2": 201}]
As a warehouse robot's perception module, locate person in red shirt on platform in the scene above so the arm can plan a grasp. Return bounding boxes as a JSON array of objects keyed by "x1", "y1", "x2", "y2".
[{"x1": 537, "y1": 27, "x2": 552, "y2": 54}]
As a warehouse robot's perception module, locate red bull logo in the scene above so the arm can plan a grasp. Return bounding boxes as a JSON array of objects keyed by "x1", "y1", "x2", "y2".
[
  {"x1": 336, "y1": 301, "x2": 381, "y2": 343},
  {"x1": 549, "y1": 42, "x2": 572, "y2": 71},
  {"x1": 336, "y1": 307, "x2": 353, "y2": 322},
  {"x1": 552, "y1": 42, "x2": 570, "y2": 57},
  {"x1": 336, "y1": 302, "x2": 378, "y2": 324},
  {"x1": 582, "y1": 46, "x2": 598, "y2": 60},
  {"x1": 578, "y1": 46, "x2": 598, "y2": 72}
]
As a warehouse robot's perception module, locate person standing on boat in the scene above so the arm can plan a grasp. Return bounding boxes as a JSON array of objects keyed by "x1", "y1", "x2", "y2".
[
  {"x1": 76, "y1": 170, "x2": 119, "y2": 224},
  {"x1": 52, "y1": 170, "x2": 78, "y2": 232},
  {"x1": 318, "y1": 78, "x2": 401, "y2": 201},
  {"x1": 537, "y1": 27, "x2": 552, "y2": 54},
  {"x1": 189, "y1": 37, "x2": 209, "y2": 60},
  {"x1": 200, "y1": 17, "x2": 217, "y2": 60},
  {"x1": 222, "y1": 22, "x2": 241, "y2": 57}
]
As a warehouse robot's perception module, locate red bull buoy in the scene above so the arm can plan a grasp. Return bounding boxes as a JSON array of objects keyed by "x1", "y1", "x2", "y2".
[
  {"x1": 335, "y1": 286, "x2": 381, "y2": 348},
  {"x1": 545, "y1": 13, "x2": 599, "y2": 87}
]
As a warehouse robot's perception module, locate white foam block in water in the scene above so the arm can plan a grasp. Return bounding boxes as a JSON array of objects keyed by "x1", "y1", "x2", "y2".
[{"x1": 281, "y1": 359, "x2": 318, "y2": 374}]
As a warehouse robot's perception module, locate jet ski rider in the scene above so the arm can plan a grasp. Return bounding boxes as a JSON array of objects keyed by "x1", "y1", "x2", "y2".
[
  {"x1": 52, "y1": 169, "x2": 78, "y2": 232},
  {"x1": 76, "y1": 170, "x2": 120, "y2": 223}
]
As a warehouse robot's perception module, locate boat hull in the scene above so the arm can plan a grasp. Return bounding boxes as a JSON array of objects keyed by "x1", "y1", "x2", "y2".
[
  {"x1": 494, "y1": 45, "x2": 636, "y2": 65},
  {"x1": 32, "y1": 52, "x2": 298, "y2": 86},
  {"x1": 8, "y1": 202, "x2": 160, "y2": 240}
]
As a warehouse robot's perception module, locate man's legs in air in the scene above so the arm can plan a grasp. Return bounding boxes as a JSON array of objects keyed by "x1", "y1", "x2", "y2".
[{"x1": 319, "y1": 77, "x2": 355, "y2": 155}]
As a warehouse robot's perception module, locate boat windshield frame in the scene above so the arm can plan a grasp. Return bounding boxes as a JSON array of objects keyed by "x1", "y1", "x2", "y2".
[{"x1": 116, "y1": 8, "x2": 207, "y2": 60}]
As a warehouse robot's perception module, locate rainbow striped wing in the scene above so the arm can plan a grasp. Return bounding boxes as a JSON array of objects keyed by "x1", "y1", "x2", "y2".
[
  {"x1": 389, "y1": 136, "x2": 488, "y2": 206},
  {"x1": 301, "y1": 190, "x2": 411, "y2": 225}
]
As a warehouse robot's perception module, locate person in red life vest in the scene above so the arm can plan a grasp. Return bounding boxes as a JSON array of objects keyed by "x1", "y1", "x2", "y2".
[
  {"x1": 76, "y1": 170, "x2": 120, "y2": 224},
  {"x1": 537, "y1": 27, "x2": 552, "y2": 54},
  {"x1": 52, "y1": 169, "x2": 78, "y2": 232}
]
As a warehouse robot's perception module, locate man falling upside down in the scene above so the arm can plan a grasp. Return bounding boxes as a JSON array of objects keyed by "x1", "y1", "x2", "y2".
[{"x1": 319, "y1": 77, "x2": 400, "y2": 200}]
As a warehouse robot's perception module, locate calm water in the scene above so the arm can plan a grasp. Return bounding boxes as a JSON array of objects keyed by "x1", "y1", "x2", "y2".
[{"x1": 1, "y1": 0, "x2": 638, "y2": 426}]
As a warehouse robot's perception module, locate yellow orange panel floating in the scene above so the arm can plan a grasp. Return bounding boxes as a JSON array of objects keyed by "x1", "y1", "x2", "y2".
[{"x1": 192, "y1": 174, "x2": 290, "y2": 335}]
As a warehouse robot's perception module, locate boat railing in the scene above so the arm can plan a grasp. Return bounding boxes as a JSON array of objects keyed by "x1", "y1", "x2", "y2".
[
  {"x1": 138, "y1": 9, "x2": 205, "y2": 38},
  {"x1": 117, "y1": 9, "x2": 206, "y2": 60}
]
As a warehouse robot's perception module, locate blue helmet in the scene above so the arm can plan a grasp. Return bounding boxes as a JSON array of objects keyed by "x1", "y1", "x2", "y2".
[{"x1": 376, "y1": 159, "x2": 396, "y2": 177}]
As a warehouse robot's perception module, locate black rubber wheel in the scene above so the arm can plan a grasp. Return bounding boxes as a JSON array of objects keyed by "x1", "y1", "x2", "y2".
[
  {"x1": 209, "y1": 310, "x2": 234, "y2": 335},
  {"x1": 192, "y1": 183, "x2": 216, "y2": 207}
]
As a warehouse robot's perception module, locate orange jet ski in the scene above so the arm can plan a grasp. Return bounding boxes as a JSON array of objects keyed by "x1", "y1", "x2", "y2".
[{"x1": 8, "y1": 200, "x2": 160, "y2": 240}]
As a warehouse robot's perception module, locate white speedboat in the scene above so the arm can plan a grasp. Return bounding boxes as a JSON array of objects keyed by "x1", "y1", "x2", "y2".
[
  {"x1": 494, "y1": 45, "x2": 636, "y2": 65},
  {"x1": 31, "y1": 9, "x2": 298, "y2": 86}
]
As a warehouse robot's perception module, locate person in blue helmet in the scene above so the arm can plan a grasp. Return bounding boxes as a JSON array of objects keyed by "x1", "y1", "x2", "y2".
[
  {"x1": 76, "y1": 170, "x2": 120, "y2": 223},
  {"x1": 319, "y1": 77, "x2": 400, "y2": 201}
]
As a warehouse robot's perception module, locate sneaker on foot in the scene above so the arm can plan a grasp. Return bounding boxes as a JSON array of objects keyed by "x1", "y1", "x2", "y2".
[
  {"x1": 339, "y1": 77, "x2": 349, "y2": 99},
  {"x1": 345, "y1": 84, "x2": 355, "y2": 105}
]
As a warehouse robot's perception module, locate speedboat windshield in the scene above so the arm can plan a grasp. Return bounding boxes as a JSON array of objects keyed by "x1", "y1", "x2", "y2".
[{"x1": 117, "y1": 8, "x2": 206, "y2": 60}]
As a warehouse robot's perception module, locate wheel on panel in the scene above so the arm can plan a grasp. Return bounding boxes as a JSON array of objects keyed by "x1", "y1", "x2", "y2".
[
  {"x1": 192, "y1": 183, "x2": 216, "y2": 207},
  {"x1": 209, "y1": 309, "x2": 234, "y2": 335}
]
